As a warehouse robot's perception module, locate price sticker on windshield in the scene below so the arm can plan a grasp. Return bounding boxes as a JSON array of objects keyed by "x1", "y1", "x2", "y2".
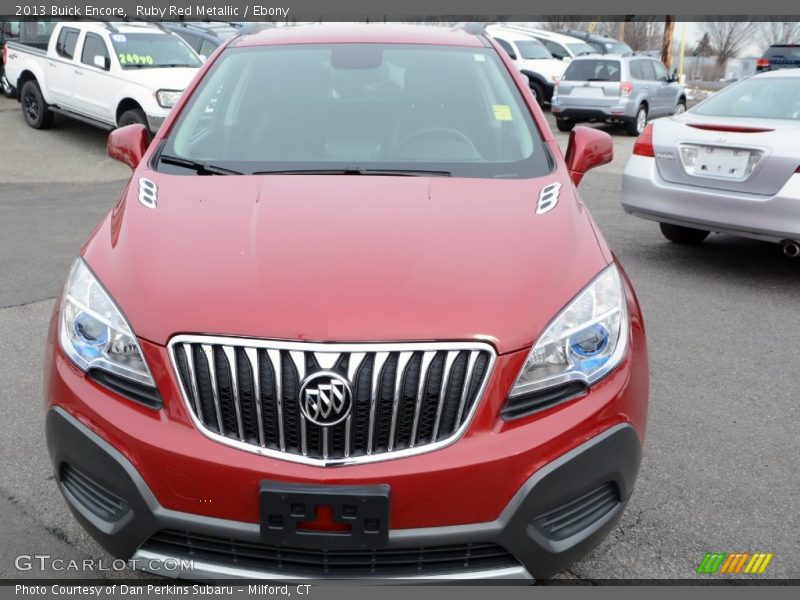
[
  {"x1": 118, "y1": 53, "x2": 155, "y2": 66},
  {"x1": 492, "y1": 104, "x2": 513, "y2": 121}
]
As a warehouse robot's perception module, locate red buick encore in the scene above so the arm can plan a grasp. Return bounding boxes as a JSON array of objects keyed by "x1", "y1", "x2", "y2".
[{"x1": 44, "y1": 24, "x2": 648, "y2": 580}]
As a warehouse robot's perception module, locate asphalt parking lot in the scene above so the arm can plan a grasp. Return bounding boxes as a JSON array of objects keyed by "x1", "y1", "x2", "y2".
[{"x1": 1, "y1": 92, "x2": 798, "y2": 581}]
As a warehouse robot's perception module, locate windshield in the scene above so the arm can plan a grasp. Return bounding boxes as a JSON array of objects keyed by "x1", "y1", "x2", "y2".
[
  {"x1": 693, "y1": 77, "x2": 800, "y2": 120},
  {"x1": 605, "y1": 41, "x2": 633, "y2": 55},
  {"x1": 161, "y1": 44, "x2": 552, "y2": 179},
  {"x1": 563, "y1": 59, "x2": 621, "y2": 82},
  {"x1": 567, "y1": 42, "x2": 595, "y2": 56},
  {"x1": 516, "y1": 40, "x2": 552, "y2": 60},
  {"x1": 110, "y1": 32, "x2": 202, "y2": 69}
]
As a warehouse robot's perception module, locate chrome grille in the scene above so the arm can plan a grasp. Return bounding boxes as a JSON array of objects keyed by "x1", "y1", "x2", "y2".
[{"x1": 168, "y1": 336, "x2": 494, "y2": 466}]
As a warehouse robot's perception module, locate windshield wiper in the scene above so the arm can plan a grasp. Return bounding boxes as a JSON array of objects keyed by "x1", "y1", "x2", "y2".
[
  {"x1": 159, "y1": 154, "x2": 242, "y2": 175},
  {"x1": 251, "y1": 168, "x2": 451, "y2": 177}
]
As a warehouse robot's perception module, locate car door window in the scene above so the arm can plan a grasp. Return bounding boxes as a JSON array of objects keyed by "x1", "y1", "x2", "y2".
[
  {"x1": 629, "y1": 60, "x2": 644, "y2": 80},
  {"x1": 494, "y1": 38, "x2": 517, "y2": 60},
  {"x1": 56, "y1": 27, "x2": 80, "y2": 60},
  {"x1": 177, "y1": 31, "x2": 201, "y2": 52},
  {"x1": 81, "y1": 33, "x2": 110, "y2": 69},
  {"x1": 638, "y1": 60, "x2": 656, "y2": 81},
  {"x1": 198, "y1": 39, "x2": 218, "y2": 58},
  {"x1": 542, "y1": 40, "x2": 566, "y2": 60},
  {"x1": 651, "y1": 61, "x2": 669, "y2": 82}
]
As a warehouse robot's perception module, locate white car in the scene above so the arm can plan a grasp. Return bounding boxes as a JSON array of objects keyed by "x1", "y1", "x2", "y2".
[
  {"x1": 5, "y1": 21, "x2": 204, "y2": 135},
  {"x1": 523, "y1": 29, "x2": 597, "y2": 61},
  {"x1": 485, "y1": 25, "x2": 567, "y2": 105}
]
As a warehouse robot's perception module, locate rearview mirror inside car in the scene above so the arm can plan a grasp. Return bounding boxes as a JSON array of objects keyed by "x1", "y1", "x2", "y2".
[
  {"x1": 107, "y1": 124, "x2": 149, "y2": 170},
  {"x1": 564, "y1": 126, "x2": 614, "y2": 186}
]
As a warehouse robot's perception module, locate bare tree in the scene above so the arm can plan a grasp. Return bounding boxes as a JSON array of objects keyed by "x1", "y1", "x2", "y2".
[
  {"x1": 757, "y1": 21, "x2": 800, "y2": 49},
  {"x1": 624, "y1": 21, "x2": 664, "y2": 52},
  {"x1": 702, "y1": 21, "x2": 758, "y2": 65}
]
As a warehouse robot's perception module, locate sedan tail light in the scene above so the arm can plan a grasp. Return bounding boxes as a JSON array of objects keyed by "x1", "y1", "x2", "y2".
[
  {"x1": 620, "y1": 81, "x2": 633, "y2": 97},
  {"x1": 756, "y1": 57, "x2": 770, "y2": 69},
  {"x1": 632, "y1": 123, "x2": 655, "y2": 157}
]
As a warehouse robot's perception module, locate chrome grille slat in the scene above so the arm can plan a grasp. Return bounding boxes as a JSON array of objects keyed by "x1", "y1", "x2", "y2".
[
  {"x1": 410, "y1": 351, "x2": 437, "y2": 448},
  {"x1": 201, "y1": 344, "x2": 224, "y2": 433},
  {"x1": 170, "y1": 338, "x2": 494, "y2": 467},
  {"x1": 367, "y1": 352, "x2": 390, "y2": 455},
  {"x1": 182, "y1": 343, "x2": 203, "y2": 421},
  {"x1": 432, "y1": 351, "x2": 460, "y2": 440},
  {"x1": 266, "y1": 349, "x2": 285, "y2": 451},
  {"x1": 456, "y1": 351, "x2": 480, "y2": 426},
  {"x1": 243, "y1": 348, "x2": 265, "y2": 447},
  {"x1": 388, "y1": 351, "x2": 413, "y2": 452},
  {"x1": 222, "y1": 346, "x2": 244, "y2": 441}
]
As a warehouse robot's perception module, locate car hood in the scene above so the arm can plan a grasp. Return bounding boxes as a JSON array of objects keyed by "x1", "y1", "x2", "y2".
[
  {"x1": 121, "y1": 67, "x2": 199, "y2": 91},
  {"x1": 517, "y1": 58, "x2": 567, "y2": 79},
  {"x1": 83, "y1": 172, "x2": 608, "y2": 354}
]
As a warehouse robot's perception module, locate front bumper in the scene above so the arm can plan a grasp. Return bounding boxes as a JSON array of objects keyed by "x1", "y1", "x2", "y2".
[
  {"x1": 43, "y1": 268, "x2": 647, "y2": 580},
  {"x1": 47, "y1": 407, "x2": 642, "y2": 580},
  {"x1": 622, "y1": 155, "x2": 800, "y2": 243}
]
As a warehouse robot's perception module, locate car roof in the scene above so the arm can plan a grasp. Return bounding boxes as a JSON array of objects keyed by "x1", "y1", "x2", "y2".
[
  {"x1": 526, "y1": 29, "x2": 591, "y2": 44},
  {"x1": 70, "y1": 22, "x2": 169, "y2": 35},
  {"x1": 233, "y1": 23, "x2": 486, "y2": 48},
  {"x1": 484, "y1": 25, "x2": 544, "y2": 42}
]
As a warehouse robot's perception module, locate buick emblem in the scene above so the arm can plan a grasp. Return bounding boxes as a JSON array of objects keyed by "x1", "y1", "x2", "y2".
[{"x1": 298, "y1": 372, "x2": 352, "y2": 427}]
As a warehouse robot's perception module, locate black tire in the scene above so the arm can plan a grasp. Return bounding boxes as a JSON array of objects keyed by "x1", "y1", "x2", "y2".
[
  {"x1": 20, "y1": 80, "x2": 54, "y2": 129},
  {"x1": 529, "y1": 81, "x2": 545, "y2": 106},
  {"x1": 556, "y1": 118, "x2": 575, "y2": 132},
  {"x1": 659, "y1": 222, "x2": 710, "y2": 245},
  {"x1": 117, "y1": 108, "x2": 151, "y2": 142},
  {"x1": 674, "y1": 99, "x2": 687, "y2": 115},
  {"x1": 625, "y1": 104, "x2": 648, "y2": 136}
]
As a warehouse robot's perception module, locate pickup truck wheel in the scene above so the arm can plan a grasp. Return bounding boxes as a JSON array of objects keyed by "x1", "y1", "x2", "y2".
[
  {"x1": 118, "y1": 109, "x2": 151, "y2": 141},
  {"x1": 556, "y1": 118, "x2": 575, "y2": 132},
  {"x1": 529, "y1": 81, "x2": 545, "y2": 106},
  {"x1": 659, "y1": 222, "x2": 710, "y2": 245},
  {"x1": 21, "y1": 80, "x2": 54, "y2": 129}
]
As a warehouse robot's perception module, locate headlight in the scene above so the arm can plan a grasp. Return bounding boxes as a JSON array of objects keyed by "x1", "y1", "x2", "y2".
[
  {"x1": 155, "y1": 89, "x2": 183, "y2": 108},
  {"x1": 509, "y1": 264, "x2": 628, "y2": 397},
  {"x1": 59, "y1": 259, "x2": 154, "y2": 387}
]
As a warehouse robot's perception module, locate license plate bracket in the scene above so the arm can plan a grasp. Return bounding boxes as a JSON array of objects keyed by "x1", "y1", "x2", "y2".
[{"x1": 259, "y1": 480, "x2": 390, "y2": 550}]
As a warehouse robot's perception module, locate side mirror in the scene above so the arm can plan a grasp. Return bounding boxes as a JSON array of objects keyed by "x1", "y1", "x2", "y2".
[
  {"x1": 564, "y1": 126, "x2": 613, "y2": 186},
  {"x1": 563, "y1": 56, "x2": 572, "y2": 63},
  {"x1": 107, "y1": 124, "x2": 149, "y2": 170},
  {"x1": 93, "y1": 55, "x2": 110, "y2": 70}
]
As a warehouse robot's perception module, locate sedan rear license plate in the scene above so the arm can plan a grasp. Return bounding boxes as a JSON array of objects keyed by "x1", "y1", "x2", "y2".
[
  {"x1": 687, "y1": 145, "x2": 752, "y2": 179},
  {"x1": 260, "y1": 480, "x2": 390, "y2": 550}
]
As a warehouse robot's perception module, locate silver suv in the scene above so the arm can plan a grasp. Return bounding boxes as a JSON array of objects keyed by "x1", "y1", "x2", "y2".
[{"x1": 552, "y1": 55, "x2": 686, "y2": 136}]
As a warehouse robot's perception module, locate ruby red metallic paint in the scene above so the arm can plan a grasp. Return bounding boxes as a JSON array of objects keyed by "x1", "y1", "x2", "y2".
[{"x1": 44, "y1": 24, "x2": 649, "y2": 576}]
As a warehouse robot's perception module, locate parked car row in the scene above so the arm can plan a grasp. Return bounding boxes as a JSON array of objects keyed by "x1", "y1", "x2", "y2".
[{"x1": 483, "y1": 24, "x2": 682, "y2": 137}]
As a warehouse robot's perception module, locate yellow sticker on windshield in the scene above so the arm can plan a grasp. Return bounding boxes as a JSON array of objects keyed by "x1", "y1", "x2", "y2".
[
  {"x1": 118, "y1": 53, "x2": 154, "y2": 66},
  {"x1": 493, "y1": 104, "x2": 513, "y2": 121}
]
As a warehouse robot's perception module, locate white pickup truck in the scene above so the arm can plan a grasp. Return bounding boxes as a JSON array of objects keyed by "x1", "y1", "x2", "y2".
[{"x1": 4, "y1": 21, "x2": 204, "y2": 134}]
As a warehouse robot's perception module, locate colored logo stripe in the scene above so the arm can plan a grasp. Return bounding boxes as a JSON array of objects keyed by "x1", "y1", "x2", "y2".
[{"x1": 697, "y1": 552, "x2": 773, "y2": 574}]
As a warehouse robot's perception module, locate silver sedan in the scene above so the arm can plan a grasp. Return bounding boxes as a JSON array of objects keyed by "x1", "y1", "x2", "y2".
[{"x1": 621, "y1": 69, "x2": 800, "y2": 257}]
